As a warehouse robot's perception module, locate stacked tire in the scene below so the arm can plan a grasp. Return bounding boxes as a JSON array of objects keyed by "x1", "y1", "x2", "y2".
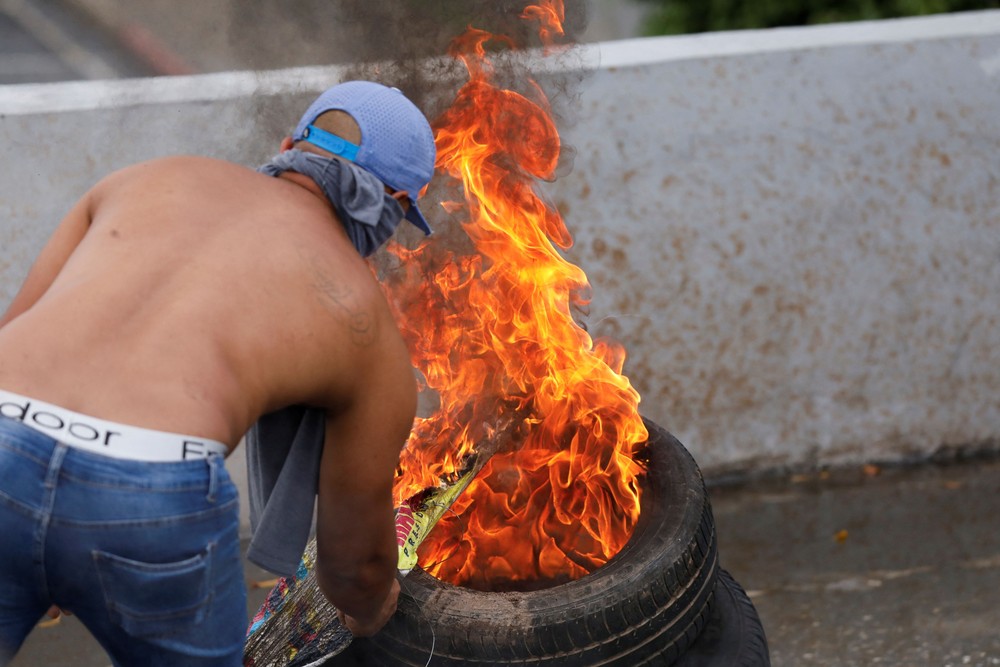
[{"x1": 341, "y1": 420, "x2": 769, "y2": 666}]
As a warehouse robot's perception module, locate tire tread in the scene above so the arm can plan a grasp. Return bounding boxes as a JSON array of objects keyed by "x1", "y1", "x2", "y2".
[{"x1": 346, "y1": 422, "x2": 719, "y2": 666}]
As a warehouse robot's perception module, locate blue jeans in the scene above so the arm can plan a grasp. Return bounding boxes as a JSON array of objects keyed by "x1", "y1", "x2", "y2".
[{"x1": 0, "y1": 416, "x2": 246, "y2": 666}]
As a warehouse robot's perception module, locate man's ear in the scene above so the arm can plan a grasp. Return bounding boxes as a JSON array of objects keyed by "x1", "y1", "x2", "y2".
[
  {"x1": 389, "y1": 190, "x2": 411, "y2": 212},
  {"x1": 280, "y1": 136, "x2": 295, "y2": 152}
]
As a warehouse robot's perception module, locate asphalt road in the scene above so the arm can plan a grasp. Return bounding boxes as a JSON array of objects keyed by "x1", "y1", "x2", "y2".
[{"x1": 0, "y1": 0, "x2": 150, "y2": 84}]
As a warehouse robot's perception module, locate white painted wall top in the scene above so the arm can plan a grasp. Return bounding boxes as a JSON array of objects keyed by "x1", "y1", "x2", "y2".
[{"x1": 594, "y1": 10, "x2": 1000, "y2": 67}]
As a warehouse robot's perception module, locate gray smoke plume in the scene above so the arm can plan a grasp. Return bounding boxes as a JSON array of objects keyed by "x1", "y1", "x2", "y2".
[
  {"x1": 234, "y1": 0, "x2": 589, "y2": 116},
  {"x1": 229, "y1": 1, "x2": 589, "y2": 66}
]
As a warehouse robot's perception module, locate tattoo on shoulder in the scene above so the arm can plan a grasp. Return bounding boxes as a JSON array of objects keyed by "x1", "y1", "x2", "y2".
[{"x1": 303, "y1": 252, "x2": 378, "y2": 347}]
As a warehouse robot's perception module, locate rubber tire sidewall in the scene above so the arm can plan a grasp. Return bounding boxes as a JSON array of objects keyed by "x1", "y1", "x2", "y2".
[
  {"x1": 351, "y1": 419, "x2": 719, "y2": 666},
  {"x1": 672, "y1": 569, "x2": 770, "y2": 667}
]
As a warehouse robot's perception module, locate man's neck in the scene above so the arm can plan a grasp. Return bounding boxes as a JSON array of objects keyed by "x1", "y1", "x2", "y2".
[
  {"x1": 278, "y1": 171, "x2": 331, "y2": 210},
  {"x1": 275, "y1": 171, "x2": 356, "y2": 248}
]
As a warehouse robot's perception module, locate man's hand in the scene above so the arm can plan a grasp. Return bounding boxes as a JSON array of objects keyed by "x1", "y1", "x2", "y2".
[
  {"x1": 45, "y1": 605, "x2": 72, "y2": 619},
  {"x1": 336, "y1": 578, "x2": 400, "y2": 637}
]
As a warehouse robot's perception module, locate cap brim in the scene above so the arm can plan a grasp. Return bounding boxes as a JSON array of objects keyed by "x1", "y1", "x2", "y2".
[{"x1": 405, "y1": 202, "x2": 432, "y2": 236}]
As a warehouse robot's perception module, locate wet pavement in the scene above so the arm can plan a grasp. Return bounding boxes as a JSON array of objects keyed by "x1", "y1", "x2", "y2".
[
  {"x1": 710, "y1": 456, "x2": 1000, "y2": 666},
  {"x1": 11, "y1": 455, "x2": 1000, "y2": 666}
]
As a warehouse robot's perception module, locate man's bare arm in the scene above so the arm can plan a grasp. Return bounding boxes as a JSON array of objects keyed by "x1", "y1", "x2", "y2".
[
  {"x1": 314, "y1": 360, "x2": 416, "y2": 636},
  {"x1": 0, "y1": 193, "x2": 93, "y2": 328}
]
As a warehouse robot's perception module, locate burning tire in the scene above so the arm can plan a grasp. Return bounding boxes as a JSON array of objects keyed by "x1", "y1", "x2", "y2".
[{"x1": 345, "y1": 420, "x2": 719, "y2": 666}]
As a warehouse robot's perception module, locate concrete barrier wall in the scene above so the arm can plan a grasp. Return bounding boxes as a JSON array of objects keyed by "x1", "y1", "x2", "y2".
[
  {"x1": 553, "y1": 12, "x2": 1000, "y2": 474},
  {"x1": 2, "y1": 12, "x2": 999, "y2": 498}
]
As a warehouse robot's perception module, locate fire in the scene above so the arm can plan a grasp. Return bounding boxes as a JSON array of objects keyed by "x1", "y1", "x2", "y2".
[{"x1": 385, "y1": 0, "x2": 648, "y2": 590}]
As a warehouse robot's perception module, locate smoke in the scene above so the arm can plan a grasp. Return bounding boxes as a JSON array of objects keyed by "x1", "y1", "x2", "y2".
[
  {"x1": 229, "y1": 1, "x2": 589, "y2": 65},
  {"x1": 234, "y1": 1, "x2": 590, "y2": 120}
]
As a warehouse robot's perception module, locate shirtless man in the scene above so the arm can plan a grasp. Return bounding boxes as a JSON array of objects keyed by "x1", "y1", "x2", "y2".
[{"x1": 0, "y1": 81, "x2": 434, "y2": 665}]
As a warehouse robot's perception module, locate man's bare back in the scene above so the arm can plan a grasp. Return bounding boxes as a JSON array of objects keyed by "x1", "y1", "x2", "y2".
[
  {"x1": 0, "y1": 82, "x2": 436, "y2": 661},
  {"x1": 0, "y1": 155, "x2": 414, "y2": 451}
]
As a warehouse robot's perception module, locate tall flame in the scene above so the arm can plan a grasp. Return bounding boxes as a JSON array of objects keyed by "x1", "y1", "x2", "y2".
[{"x1": 386, "y1": 1, "x2": 647, "y2": 590}]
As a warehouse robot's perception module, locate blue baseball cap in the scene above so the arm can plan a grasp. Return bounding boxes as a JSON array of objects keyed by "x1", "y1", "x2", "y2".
[{"x1": 293, "y1": 81, "x2": 436, "y2": 235}]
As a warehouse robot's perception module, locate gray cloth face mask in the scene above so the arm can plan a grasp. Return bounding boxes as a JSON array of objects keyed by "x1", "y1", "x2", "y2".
[{"x1": 258, "y1": 149, "x2": 405, "y2": 257}]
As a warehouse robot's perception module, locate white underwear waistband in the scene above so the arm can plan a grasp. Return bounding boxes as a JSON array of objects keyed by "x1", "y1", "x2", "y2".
[{"x1": 0, "y1": 389, "x2": 229, "y2": 462}]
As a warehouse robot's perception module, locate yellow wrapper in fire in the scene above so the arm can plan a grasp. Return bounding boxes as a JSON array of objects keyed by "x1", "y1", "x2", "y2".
[{"x1": 395, "y1": 465, "x2": 479, "y2": 575}]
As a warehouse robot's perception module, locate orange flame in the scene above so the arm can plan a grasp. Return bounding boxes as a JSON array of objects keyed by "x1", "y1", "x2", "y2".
[
  {"x1": 386, "y1": 1, "x2": 647, "y2": 590},
  {"x1": 521, "y1": 0, "x2": 565, "y2": 49}
]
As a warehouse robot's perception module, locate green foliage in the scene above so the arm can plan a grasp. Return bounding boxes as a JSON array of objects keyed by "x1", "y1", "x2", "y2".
[{"x1": 637, "y1": 0, "x2": 1000, "y2": 35}]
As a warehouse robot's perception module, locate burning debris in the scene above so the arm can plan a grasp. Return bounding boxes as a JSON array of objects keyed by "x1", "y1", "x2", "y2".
[{"x1": 381, "y1": 0, "x2": 648, "y2": 592}]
